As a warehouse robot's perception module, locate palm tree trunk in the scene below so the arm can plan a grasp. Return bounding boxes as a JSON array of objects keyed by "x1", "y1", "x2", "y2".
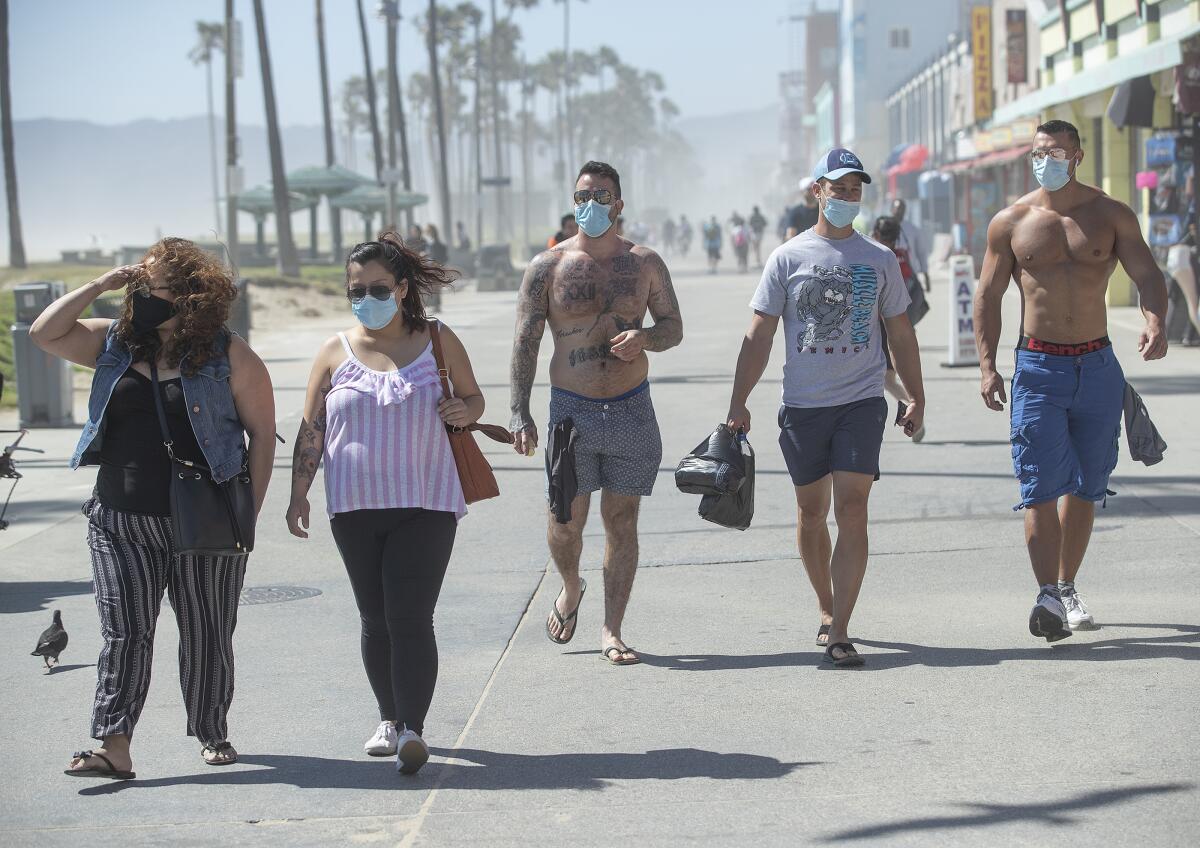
[
  {"x1": 252, "y1": 0, "x2": 300, "y2": 277},
  {"x1": 224, "y1": 0, "x2": 239, "y2": 268},
  {"x1": 356, "y1": 0, "x2": 384, "y2": 185},
  {"x1": 316, "y1": 0, "x2": 342, "y2": 260},
  {"x1": 427, "y1": 0, "x2": 452, "y2": 242},
  {"x1": 0, "y1": 0, "x2": 26, "y2": 268},
  {"x1": 205, "y1": 57, "x2": 221, "y2": 237},
  {"x1": 489, "y1": 0, "x2": 507, "y2": 241},
  {"x1": 385, "y1": 13, "x2": 413, "y2": 231}
]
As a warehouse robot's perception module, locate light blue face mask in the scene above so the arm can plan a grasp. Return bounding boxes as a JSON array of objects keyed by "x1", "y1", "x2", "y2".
[
  {"x1": 575, "y1": 199, "x2": 614, "y2": 238},
  {"x1": 1033, "y1": 155, "x2": 1072, "y2": 192},
  {"x1": 352, "y1": 294, "x2": 400, "y2": 330},
  {"x1": 821, "y1": 196, "x2": 860, "y2": 229}
]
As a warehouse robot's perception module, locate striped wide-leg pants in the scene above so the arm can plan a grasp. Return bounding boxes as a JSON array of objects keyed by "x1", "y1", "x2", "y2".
[{"x1": 83, "y1": 497, "x2": 247, "y2": 746}]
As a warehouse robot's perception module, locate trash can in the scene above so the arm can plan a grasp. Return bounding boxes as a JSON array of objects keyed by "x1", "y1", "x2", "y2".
[
  {"x1": 228, "y1": 277, "x2": 251, "y2": 341},
  {"x1": 11, "y1": 281, "x2": 74, "y2": 428}
]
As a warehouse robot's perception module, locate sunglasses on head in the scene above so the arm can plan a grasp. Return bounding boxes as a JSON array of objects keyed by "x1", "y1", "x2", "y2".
[
  {"x1": 573, "y1": 188, "x2": 614, "y2": 206},
  {"x1": 346, "y1": 283, "x2": 398, "y2": 303}
]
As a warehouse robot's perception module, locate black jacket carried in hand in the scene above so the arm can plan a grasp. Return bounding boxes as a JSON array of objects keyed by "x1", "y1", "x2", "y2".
[
  {"x1": 546, "y1": 418, "x2": 579, "y2": 524},
  {"x1": 675, "y1": 424, "x2": 747, "y2": 496},
  {"x1": 1123, "y1": 382, "x2": 1167, "y2": 466}
]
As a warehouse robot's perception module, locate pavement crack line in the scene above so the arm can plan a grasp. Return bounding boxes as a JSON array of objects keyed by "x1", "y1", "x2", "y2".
[{"x1": 396, "y1": 558, "x2": 550, "y2": 848}]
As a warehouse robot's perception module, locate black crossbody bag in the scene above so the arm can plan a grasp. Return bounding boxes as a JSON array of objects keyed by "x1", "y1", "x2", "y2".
[{"x1": 149, "y1": 361, "x2": 255, "y2": 557}]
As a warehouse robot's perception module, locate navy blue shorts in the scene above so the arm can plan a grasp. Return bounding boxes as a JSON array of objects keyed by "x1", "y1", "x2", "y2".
[
  {"x1": 777, "y1": 397, "x2": 888, "y2": 487},
  {"x1": 1009, "y1": 345, "x2": 1124, "y2": 509}
]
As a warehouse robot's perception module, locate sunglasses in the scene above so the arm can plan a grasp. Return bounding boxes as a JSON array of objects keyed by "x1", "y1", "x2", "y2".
[
  {"x1": 573, "y1": 188, "x2": 614, "y2": 206},
  {"x1": 346, "y1": 283, "x2": 398, "y2": 303},
  {"x1": 1029, "y1": 148, "x2": 1072, "y2": 162}
]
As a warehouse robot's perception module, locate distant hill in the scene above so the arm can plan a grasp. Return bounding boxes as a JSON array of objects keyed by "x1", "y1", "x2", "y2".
[{"x1": 0, "y1": 106, "x2": 785, "y2": 262}]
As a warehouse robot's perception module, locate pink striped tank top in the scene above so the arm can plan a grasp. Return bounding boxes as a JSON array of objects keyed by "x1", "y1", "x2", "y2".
[{"x1": 322, "y1": 329, "x2": 466, "y2": 519}]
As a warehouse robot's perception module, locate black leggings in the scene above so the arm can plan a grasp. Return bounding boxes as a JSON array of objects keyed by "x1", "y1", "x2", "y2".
[{"x1": 330, "y1": 508, "x2": 457, "y2": 736}]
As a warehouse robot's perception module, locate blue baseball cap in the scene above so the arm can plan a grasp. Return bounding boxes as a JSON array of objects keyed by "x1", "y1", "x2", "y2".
[{"x1": 812, "y1": 148, "x2": 872, "y2": 184}]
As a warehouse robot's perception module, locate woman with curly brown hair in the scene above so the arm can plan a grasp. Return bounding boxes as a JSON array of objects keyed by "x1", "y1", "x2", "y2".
[
  {"x1": 286, "y1": 232, "x2": 481, "y2": 775},
  {"x1": 30, "y1": 237, "x2": 276, "y2": 779}
]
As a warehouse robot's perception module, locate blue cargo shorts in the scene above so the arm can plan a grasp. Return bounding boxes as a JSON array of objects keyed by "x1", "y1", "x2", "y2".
[{"x1": 1009, "y1": 345, "x2": 1124, "y2": 510}]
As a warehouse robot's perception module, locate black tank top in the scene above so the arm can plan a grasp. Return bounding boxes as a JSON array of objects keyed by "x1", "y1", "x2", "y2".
[{"x1": 96, "y1": 367, "x2": 205, "y2": 516}]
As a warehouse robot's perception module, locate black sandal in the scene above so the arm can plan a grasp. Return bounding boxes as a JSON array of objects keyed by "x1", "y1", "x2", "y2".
[
  {"x1": 545, "y1": 578, "x2": 587, "y2": 645},
  {"x1": 816, "y1": 624, "x2": 831, "y2": 646},
  {"x1": 201, "y1": 741, "x2": 238, "y2": 766},
  {"x1": 64, "y1": 750, "x2": 135, "y2": 780},
  {"x1": 601, "y1": 645, "x2": 641, "y2": 666},
  {"x1": 823, "y1": 642, "x2": 865, "y2": 668}
]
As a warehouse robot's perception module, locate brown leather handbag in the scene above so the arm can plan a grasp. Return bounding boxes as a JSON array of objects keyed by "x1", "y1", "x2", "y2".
[{"x1": 428, "y1": 320, "x2": 514, "y2": 503}]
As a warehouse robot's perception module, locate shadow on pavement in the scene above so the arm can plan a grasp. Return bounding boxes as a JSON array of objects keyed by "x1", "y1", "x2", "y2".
[
  {"x1": 636, "y1": 625, "x2": 1200, "y2": 671},
  {"x1": 822, "y1": 782, "x2": 1193, "y2": 842},
  {"x1": 0, "y1": 580, "x2": 93, "y2": 614},
  {"x1": 855, "y1": 623, "x2": 1200, "y2": 668},
  {"x1": 1127, "y1": 375, "x2": 1200, "y2": 395},
  {"x1": 45, "y1": 663, "x2": 94, "y2": 675},
  {"x1": 75, "y1": 748, "x2": 814, "y2": 795}
]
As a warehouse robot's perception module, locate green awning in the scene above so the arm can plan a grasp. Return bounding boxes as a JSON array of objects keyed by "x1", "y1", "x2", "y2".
[
  {"x1": 286, "y1": 164, "x2": 374, "y2": 196},
  {"x1": 329, "y1": 185, "x2": 429, "y2": 213},
  {"x1": 236, "y1": 185, "x2": 309, "y2": 216}
]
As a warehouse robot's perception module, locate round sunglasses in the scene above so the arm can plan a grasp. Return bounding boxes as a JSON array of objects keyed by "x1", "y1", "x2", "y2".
[{"x1": 573, "y1": 188, "x2": 614, "y2": 206}]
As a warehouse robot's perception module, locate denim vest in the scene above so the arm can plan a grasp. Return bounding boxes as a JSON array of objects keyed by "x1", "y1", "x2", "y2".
[{"x1": 70, "y1": 326, "x2": 247, "y2": 484}]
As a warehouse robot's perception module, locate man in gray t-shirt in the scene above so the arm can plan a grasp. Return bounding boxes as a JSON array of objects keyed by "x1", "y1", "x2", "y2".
[
  {"x1": 751, "y1": 228, "x2": 910, "y2": 407},
  {"x1": 727, "y1": 148, "x2": 927, "y2": 669}
]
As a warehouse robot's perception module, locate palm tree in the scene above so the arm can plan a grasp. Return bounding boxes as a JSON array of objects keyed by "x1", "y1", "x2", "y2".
[
  {"x1": 427, "y1": 0, "x2": 453, "y2": 241},
  {"x1": 356, "y1": 0, "x2": 385, "y2": 184},
  {"x1": 252, "y1": 0, "x2": 300, "y2": 276},
  {"x1": 315, "y1": 0, "x2": 342, "y2": 258},
  {"x1": 189, "y1": 21, "x2": 225, "y2": 238},
  {"x1": 1, "y1": 0, "x2": 26, "y2": 268}
]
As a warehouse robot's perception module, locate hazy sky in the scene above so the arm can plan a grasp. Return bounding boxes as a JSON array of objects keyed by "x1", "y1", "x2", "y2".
[{"x1": 12, "y1": 0, "x2": 800, "y2": 126}]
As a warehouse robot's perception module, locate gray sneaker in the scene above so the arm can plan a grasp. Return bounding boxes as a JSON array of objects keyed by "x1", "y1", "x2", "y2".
[
  {"x1": 1061, "y1": 586, "x2": 1097, "y2": 630},
  {"x1": 1029, "y1": 589, "x2": 1073, "y2": 642}
]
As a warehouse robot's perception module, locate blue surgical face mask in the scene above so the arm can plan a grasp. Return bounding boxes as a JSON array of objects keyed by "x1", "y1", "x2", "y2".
[
  {"x1": 575, "y1": 199, "x2": 614, "y2": 238},
  {"x1": 352, "y1": 294, "x2": 400, "y2": 330},
  {"x1": 1033, "y1": 155, "x2": 1072, "y2": 192},
  {"x1": 821, "y1": 196, "x2": 860, "y2": 229}
]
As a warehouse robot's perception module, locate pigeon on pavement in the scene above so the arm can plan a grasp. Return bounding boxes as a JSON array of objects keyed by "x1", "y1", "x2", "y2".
[{"x1": 31, "y1": 609, "x2": 68, "y2": 669}]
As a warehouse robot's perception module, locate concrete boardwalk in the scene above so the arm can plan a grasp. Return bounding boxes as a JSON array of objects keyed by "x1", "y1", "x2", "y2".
[{"x1": 1, "y1": 256, "x2": 1197, "y2": 846}]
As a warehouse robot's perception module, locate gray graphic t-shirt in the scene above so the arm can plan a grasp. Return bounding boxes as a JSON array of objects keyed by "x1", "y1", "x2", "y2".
[{"x1": 750, "y1": 230, "x2": 910, "y2": 408}]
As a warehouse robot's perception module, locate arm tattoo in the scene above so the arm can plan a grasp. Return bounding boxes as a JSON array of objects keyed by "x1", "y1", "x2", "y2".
[
  {"x1": 509, "y1": 255, "x2": 553, "y2": 430},
  {"x1": 641, "y1": 252, "x2": 683, "y2": 352},
  {"x1": 291, "y1": 387, "x2": 329, "y2": 487}
]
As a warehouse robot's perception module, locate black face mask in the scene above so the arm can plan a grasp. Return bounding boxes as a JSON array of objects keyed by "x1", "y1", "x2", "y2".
[{"x1": 130, "y1": 294, "x2": 175, "y2": 334}]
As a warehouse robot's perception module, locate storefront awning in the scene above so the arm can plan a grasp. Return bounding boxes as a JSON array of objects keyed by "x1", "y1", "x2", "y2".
[
  {"x1": 991, "y1": 23, "x2": 1200, "y2": 126},
  {"x1": 941, "y1": 144, "x2": 1029, "y2": 174}
]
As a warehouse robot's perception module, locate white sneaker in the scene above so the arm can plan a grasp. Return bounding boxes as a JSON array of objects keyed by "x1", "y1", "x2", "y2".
[
  {"x1": 364, "y1": 721, "x2": 398, "y2": 757},
  {"x1": 1028, "y1": 589, "x2": 1072, "y2": 642},
  {"x1": 396, "y1": 728, "x2": 430, "y2": 775},
  {"x1": 1061, "y1": 587, "x2": 1097, "y2": 630}
]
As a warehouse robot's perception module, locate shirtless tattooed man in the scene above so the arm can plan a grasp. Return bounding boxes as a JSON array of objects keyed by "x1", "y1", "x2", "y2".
[
  {"x1": 974, "y1": 120, "x2": 1168, "y2": 642},
  {"x1": 509, "y1": 160, "x2": 683, "y2": 665}
]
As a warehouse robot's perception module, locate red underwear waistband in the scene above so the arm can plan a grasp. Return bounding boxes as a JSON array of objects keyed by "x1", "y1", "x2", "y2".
[{"x1": 1018, "y1": 335, "x2": 1111, "y2": 356}]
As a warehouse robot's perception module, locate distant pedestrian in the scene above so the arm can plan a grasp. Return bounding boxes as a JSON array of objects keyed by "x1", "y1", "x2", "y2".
[
  {"x1": 287, "y1": 232, "x2": 481, "y2": 775},
  {"x1": 407, "y1": 224, "x2": 429, "y2": 256},
  {"x1": 726, "y1": 150, "x2": 925, "y2": 668},
  {"x1": 662, "y1": 217, "x2": 678, "y2": 257},
  {"x1": 730, "y1": 215, "x2": 751, "y2": 273},
  {"x1": 891, "y1": 199, "x2": 931, "y2": 292},
  {"x1": 29, "y1": 237, "x2": 276, "y2": 779},
  {"x1": 455, "y1": 220, "x2": 471, "y2": 251},
  {"x1": 786, "y1": 177, "x2": 820, "y2": 239},
  {"x1": 703, "y1": 216, "x2": 722, "y2": 273},
  {"x1": 548, "y1": 213, "x2": 578, "y2": 248},
  {"x1": 749, "y1": 205, "x2": 768, "y2": 265},
  {"x1": 678, "y1": 214, "x2": 694, "y2": 258},
  {"x1": 424, "y1": 224, "x2": 449, "y2": 266},
  {"x1": 872, "y1": 215, "x2": 927, "y2": 441}
]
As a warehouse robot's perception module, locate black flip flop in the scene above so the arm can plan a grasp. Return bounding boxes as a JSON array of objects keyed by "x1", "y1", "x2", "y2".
[
  {"x1": 545, "y1": 578, "x2": 587, "y2": 645},
  {"x1": 601, "y1": 645, "x2": 641, "y2": 666},
  {"x1": 823, "y1": 642, "x2": 865, "y2": 668},
  {"x1": 816, "y1": 624, "x2": 831, "y2": 646},
  {"x1": 201, "y1": 741, "x2": 238, "y2": 766},
  {"x1": 64, "y1": 750, "x2": 135, "y2": 780}
]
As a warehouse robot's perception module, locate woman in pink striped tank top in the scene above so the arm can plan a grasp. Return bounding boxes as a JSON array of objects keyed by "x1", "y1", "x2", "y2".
[{"x1": 285, "y1": 233, "x2": 484, "y2": 775}]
